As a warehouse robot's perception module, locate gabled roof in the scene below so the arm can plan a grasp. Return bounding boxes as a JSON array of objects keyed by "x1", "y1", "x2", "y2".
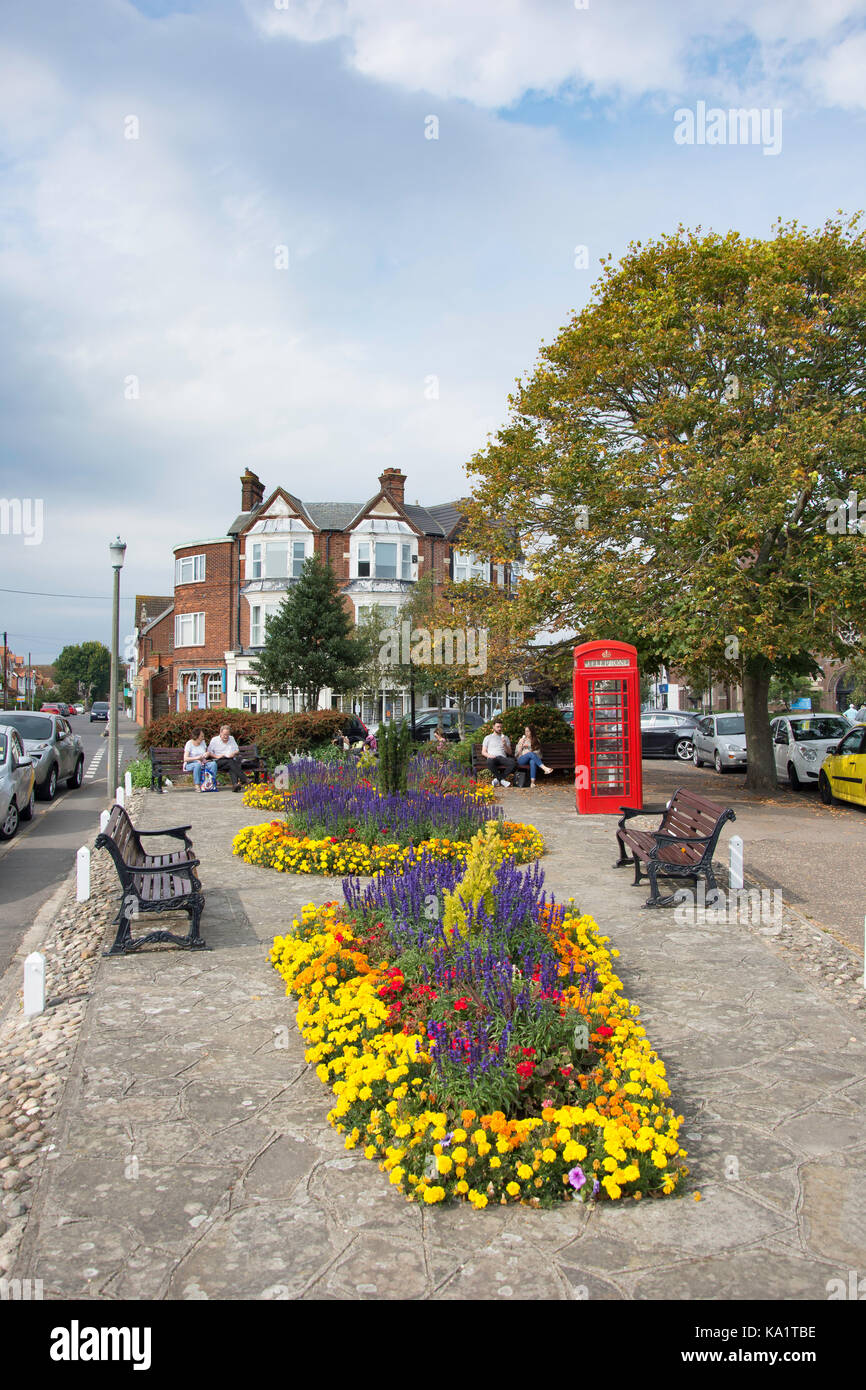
[
  {"x1": 237, "y1": 487, "x2": 317, "y2": 535},
  {"x1": 135, "y1": 594, "x2": 174, "y2": 628},
  {"x1": 304, "y1": 502, "x2": 366, "y2": 530},
  {"x1": 427, "y1": 503, "x2": 463, "y2": 538},
  {"x1": 142, "y1": 603, "x2": 174, "y2": 636}
]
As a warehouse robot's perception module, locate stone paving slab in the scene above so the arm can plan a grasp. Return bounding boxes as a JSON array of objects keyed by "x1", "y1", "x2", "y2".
[{"x1": 8, "y1": 787, "x2": 866, "y2": 1300}]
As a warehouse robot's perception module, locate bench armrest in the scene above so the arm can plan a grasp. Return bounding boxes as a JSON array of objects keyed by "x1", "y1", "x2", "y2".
[
  {"x1": 136, "y1": 825, "x2": 192, "y2": 841},
  {"x1": 618, "y1": 802, "x2": 668, "y2": 826}
]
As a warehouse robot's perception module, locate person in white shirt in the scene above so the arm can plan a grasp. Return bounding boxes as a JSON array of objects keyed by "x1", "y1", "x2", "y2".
[
  {"x1": 183, "y1": 728, "x2": 218, "y2": 792},
  {"x1": 855, "y1": 703, "x2": 866, "y2": 724},
  {"x1": 481, "y1": 720, "x2": 516, "y2": 786},
  {"x1": 206, "y1": 724, "x2": 247, "y2": 791},
  {"x1": 843, "y1": 703, "x2": 858, "y2": 723}
]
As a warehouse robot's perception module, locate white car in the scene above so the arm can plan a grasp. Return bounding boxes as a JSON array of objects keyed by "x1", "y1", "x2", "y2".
[
  {"x1": 0, "y1": 727, "x2": 36, "y2": 840},
  {"x1": 771, "y1": 712, "x2": 851, "y2": 790}
]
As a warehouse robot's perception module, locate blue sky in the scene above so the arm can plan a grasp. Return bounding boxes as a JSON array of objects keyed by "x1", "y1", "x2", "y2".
[{"x1": 1, "y1": 0, "x2": 865, "y2": 660}]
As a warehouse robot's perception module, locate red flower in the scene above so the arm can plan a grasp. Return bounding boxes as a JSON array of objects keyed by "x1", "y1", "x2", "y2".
[
  {"x1": 329, "y1": 837, "x2": 338, "y2": 844},
  {"x1": 516, "y1": 1061, "x2": 535, "y2": 1079},
  {"x1": 597, "y1": 1025, "x2": 614, "y2": 1038},
  {"x1": 521, "y1": 1047, "x2": 536, "y2": 1056},
  {"x1": 453, "y1": 997, "x2": 470, "y2": 1011}
]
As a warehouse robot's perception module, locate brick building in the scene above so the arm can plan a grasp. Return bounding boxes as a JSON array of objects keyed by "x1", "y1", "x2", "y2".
[
  {"x1": 149, "y1": 467, "x2": 522, "y2": 723},
  {"x1": 131, "y1": 595, "x2": 174, "y2": 725}
]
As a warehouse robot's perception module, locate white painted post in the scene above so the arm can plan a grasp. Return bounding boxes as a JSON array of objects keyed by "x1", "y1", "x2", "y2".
[
  {"x1": 729, "y1": 835, "x2": 744, "y2": 891},
  {"x1": 23, "y1": 952, "x2": 45, "y2": 1018},
  {"x1": 124, "y1": 770, "x2": 132, "y2": 797},
  {"x1": 115, "y1": 785, "x2": 125, "y2": 808},
  {"x1": 76, "y1": 846, "x2": 90, "y2": 902},
  {"x1": 99, "y1": 809, "x2": 110, "y2": 832}
]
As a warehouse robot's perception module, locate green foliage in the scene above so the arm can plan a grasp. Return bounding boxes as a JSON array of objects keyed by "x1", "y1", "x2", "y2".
[
  {"x1": 137, "y1": 708, "x2": 348, "y2": 763},
  {"x1": 52, "y1": 642, "x2": 112, "y2": 704},
  {"x1": 249, "y1": 553, "x2": 363, "y2": 711},
  {"x1": 377, "y1": 716, "x2": 411, "y2": 795},
  {"x1": 125, "y1": 757, "x2": 153, "y2": 789},
  {"x1": 478, "y1": 704, "x2": 573, "y2": 744}
]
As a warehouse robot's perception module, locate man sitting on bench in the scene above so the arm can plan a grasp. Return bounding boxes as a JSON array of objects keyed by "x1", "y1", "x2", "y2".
[
  {"x1": 207, "y1": 723, "x2": 248, "y2": 793},
  {"x1": 482, "y1": 719, "x2": 516, "y2": 787}
]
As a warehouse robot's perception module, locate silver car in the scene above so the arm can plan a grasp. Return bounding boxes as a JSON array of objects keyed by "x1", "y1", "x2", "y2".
[
  {"x1": 692, "y1": 713, "x2": 748, "y2": 773},
  {"x1": 0, "y1": 711, "x2": 85, "y2": 799},
  {"x1": 0, "y1": 727, "x2": 36, "y2": 840},
  {"x1": 771, "y1": 712, "x2": 851, "y2": 790}
]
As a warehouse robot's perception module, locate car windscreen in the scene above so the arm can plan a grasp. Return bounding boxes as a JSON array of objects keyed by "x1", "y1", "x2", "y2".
[
  {"x1": 791, "y1": 718, "x2": 849, "y2": 742},
  {"x1": 92, "y1": 703, "x2": 109, "y2": 711},
  {"x1": 0, "y1": 714, "x2": 53, "y2": 740},
  {"x1": 716, "y1": 716, "x2": 745, "y2": 735}
]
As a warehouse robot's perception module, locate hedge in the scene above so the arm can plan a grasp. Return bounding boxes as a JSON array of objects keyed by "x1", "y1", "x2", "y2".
[
  {"x1": 478, "y1": 704, "x2": 574, "y2": 744},
  {"x1": 137, "y1": 708, "x2": 350, "y2": 764}
]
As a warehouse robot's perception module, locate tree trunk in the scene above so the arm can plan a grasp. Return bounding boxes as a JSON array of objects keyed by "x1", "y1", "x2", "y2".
[
  {"x1": 456, "y1": 692, "x2": 466, "y2": 741},
  {"x1": 743, "y1": 657, "x2": 776, "y2": 793}
]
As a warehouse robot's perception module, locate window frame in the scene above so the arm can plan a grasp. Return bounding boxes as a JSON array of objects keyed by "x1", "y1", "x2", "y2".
[
  {"x1": 175, "y1": 553, "x2": 206, "y2": 586},
  {"x1": 174, "y1": 612, "x2": 205, "y2": 648}
]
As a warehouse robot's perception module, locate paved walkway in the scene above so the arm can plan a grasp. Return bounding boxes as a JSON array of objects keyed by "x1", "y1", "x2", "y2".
[{"x1": 7, "y1": 786, "x2": 866, "y2": 1299}]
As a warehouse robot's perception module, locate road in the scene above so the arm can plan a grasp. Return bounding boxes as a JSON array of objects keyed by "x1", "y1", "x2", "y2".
[{"x1": 0, "y1": 712, "x2": 140, "y2": 977}]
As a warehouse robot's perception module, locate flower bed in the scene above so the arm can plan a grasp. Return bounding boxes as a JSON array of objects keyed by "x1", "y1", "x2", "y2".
[
  {"x1": 269, "y1": 832, "x2": 686, "y2": 1207},
  {"x1": 234, "y1": 819, "x2": 544, "y2": 875}
]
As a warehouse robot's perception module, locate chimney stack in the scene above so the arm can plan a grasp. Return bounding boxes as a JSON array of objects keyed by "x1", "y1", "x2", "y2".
[
  {"x1": 378, "y1": 467, "x2": 406, "y2": 507},
  {"x1": 241, "y1": 469, "x2": 265, "y2": 513}
]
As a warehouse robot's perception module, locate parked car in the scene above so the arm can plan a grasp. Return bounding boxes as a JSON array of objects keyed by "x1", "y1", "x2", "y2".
[
  {"x1": 71, "y1": 703, "x2": 85, "y2": 716},
  {"x1": 819, "y1": 723, "x2": 866, "y2": 807},
  {"x1": 0, "y1": 711, "x2": 85, "y2": 799},
  {"x1": 640, "y1": 709, "x2": 703, "y2": 762},
  {"x1": 771, "y1": 713, "x2": 851, "y2": 790},
  {"x1": 90, "y1": 701, "x2": 110, "y2": 722},
  {"x1": 0, "y1": 727, "x2": 36, "y2": 840},
  {"x1": 369, "y1": 710, "x2": 485, "y2": 742},
  {"x1": 41, "y1": 703, "x2": 62, "y2": 715},
  {"x1": 692, "y1": 713, "x2": 748, "y2": 772},
  {"x1": 339, "y1": 714, "x2": 369, "y2": 744}
]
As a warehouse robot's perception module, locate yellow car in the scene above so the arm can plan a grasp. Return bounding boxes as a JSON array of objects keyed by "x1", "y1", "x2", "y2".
[{"x1": 819, "y1": 725, "x2": 866, "y2": 807}]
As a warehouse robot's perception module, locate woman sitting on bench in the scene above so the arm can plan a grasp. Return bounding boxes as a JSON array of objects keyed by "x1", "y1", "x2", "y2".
[
  {"x1": 515, "y1": 726, "x2": 553, "y2": 787},
  {"x1": 183, "y1": 728, "x2": 218, "y2": 792}
]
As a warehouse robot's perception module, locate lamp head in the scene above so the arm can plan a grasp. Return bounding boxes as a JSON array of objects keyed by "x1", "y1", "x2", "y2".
[{"x1": 109, "y1": 536, "x2": 127, "y2": 570}]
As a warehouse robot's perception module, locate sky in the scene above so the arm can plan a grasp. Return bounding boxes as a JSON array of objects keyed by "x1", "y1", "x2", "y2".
[{"x1": 1, "y1": 0, "x2": 865, "y2": 661}]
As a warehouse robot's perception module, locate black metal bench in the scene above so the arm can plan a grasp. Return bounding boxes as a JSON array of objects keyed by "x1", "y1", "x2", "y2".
[
  {"x1": 149, "y1": 743, "x2": 267, "y2": 792},
  {"x1": 95, "y1": 804, "x2": 206, "y2": 954},
  {"x1": 613, "y1": 787, "x2": 735, "y2": 909},
  {"x1": 470, "y1": 740, "x2": 574, "y2": 783}
]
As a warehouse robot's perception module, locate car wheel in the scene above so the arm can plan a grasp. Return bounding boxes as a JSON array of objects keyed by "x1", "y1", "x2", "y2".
[
  {"x1": 693, "y1": 748, "x2": 704, "y2": 768},
  {"x1": 40, "y1": 765, "x2": 58, "y2": 801},
  {"x1": 676, "y1": 739, "x2": 695, "y2": 762},
  {"x1": 20, "y1": 786, "x2": 36, "y2": 821},
  {"x1": 67, "y1": 757, "x2": 84, "y2": 790},
  {"x1": 787, "y1": 762, "x2": 802, "y2": 791},
  {"x1": 819, "y1": 771, "x2": 835, "y2": 806},
  {"x1": 0, "y1": 799, "x2": 19, "y2": 841},
  {"x1": 714, "y1": 751, "x2": 726, "y2": 774}
]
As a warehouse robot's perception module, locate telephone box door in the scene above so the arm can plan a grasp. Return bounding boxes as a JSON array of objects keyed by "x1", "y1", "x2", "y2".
[{"x1": 573, "y1": 641, "x2": 642, "y2": 814}]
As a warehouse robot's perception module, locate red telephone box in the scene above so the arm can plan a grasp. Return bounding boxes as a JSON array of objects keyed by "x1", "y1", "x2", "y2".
[{"x1": 573, "y1": 640, "x2": 642, "y2": 814}]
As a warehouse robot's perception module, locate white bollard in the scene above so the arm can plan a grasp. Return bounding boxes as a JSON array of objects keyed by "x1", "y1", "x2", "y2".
[
  {"x1": 23, "y1": 952, "x2": 45, "y2": 1018},
  {"x1": 124, "y1": 770, "x2": 132, "y2": 797},
  {"x1": 729, "y1": 835, "x2": 744, "y2": 891},
  {"x1": 76, "y1": 846, "x2": 90, "y2": 902},
  {"x1": 100, "y1": 809, "x2": 110, "y2": 832},
  {"x1": 115, "y1": 785, "x2": 125, "y2": 808}
]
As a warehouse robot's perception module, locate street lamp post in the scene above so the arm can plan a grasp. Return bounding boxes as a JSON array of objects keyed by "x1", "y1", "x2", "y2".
[{"x1": 108, "y1": 536, "x2": 127, "y2": 796}]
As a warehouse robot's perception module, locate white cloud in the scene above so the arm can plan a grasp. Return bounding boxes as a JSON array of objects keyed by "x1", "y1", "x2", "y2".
[{"x1": 251, "y1": 0, "x2": 866, "y2": 107}]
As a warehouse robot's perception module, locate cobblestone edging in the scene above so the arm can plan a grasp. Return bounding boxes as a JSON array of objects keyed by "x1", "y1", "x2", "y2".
[{"x1": 0, "y1": 790, "x2": 144, "y2": 1276}]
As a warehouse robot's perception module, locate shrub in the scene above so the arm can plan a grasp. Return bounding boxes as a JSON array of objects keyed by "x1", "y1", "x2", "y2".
[
  {"x1": 478, "y1": 704, "x2": 573, "y2": 744},
  {"x1": 125, "y1": 757, "x2": 153, "y2": 789},
  {"x1": 138, "y1": 708, "x2": 349, "y2": 762}
]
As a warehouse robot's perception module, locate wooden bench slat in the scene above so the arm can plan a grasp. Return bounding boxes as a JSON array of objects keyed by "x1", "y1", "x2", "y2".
[{"x1": 614, "y1": 786, "x2": 736, "y2": 908}]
